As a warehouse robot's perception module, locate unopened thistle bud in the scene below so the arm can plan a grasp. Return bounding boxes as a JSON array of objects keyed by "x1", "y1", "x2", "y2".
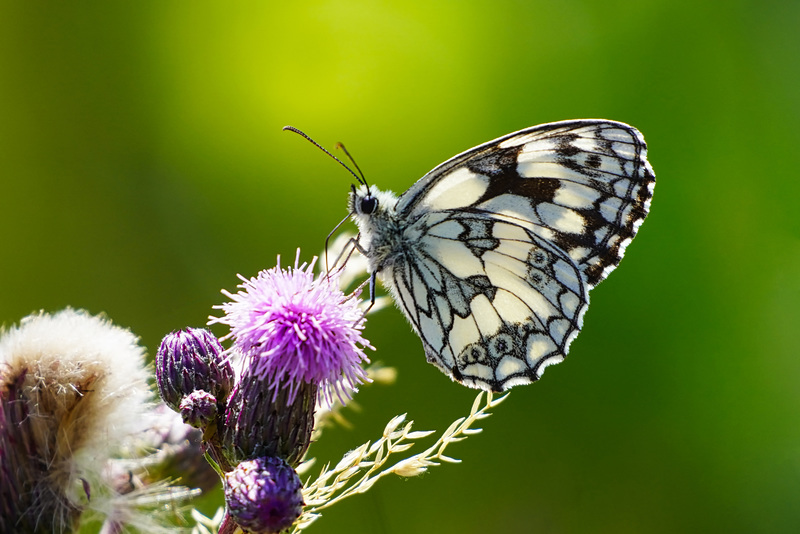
[
  {"x1": 179, "y1": 389, "x2": 219, "y2": 430},
  {"x1": 223, "y1": 456, "x2": 304, "y2": 534},
  {"x1": 155, "y1": 328, "x2": 234, "y2": 423}
]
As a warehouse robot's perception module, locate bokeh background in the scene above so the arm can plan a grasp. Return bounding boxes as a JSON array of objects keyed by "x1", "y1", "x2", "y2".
[{"x1": 2, "y1": 1, "x2": 799, "y2": 533}]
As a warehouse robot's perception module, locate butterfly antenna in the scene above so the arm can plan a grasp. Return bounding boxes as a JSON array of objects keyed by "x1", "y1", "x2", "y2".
[
  {"x1": 282, "y1": 126, "x2": 366, "y2": 187},
  {"x1": 335, "y1": 142, "x2": 369, "y2": 190}
]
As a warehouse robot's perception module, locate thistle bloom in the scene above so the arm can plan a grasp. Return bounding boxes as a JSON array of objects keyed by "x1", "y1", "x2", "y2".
[
  {"x1": 224, "y1": 456, "x2": 304, "y2": 534},
  {"x1": 212, "y1": 256, "x2": 372, "y2": 405},
  {"x1": 194, "y1": 254, "x2": 376, "y2": 532}
]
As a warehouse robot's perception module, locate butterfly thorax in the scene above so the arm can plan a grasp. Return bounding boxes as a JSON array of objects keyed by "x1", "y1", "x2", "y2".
[{"x1": 349, "y1": 185, "x2": 410, "y2": 274}]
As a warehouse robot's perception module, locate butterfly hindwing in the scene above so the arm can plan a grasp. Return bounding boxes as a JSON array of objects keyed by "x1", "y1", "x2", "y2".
[
  {"x1": 386, "y1": 212, "x2": 589, "y2": 391},
  {"x1": 349, "y1": 119, "x2": 654, "y2": 391}
]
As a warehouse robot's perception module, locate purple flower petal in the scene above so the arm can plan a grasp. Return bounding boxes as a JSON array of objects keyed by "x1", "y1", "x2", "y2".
[{"x1": 212, "y1": 256, "x2": 372, "y2": 405}]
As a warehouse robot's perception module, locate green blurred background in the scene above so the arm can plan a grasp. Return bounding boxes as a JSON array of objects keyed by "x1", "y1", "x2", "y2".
[{"x1": 2, "y1": 1, "x2": 799, "y2": 533}]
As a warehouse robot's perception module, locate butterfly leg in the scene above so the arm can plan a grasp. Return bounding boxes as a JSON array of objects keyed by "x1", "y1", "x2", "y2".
[
  {"x1": 324, "y1": 212, "x2": 353, "y2": 274},
  {"x1": 345, "y1": 237, "x2": 379, "y2": 316},
  {"x1": 366, "y1": 271, "x2": 377, "y2": 313},
  {"x1": 329, "y1": 234, "x2": 362, "y2": 274}
]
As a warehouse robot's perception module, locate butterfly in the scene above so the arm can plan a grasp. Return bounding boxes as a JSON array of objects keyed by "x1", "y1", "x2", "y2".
[{"x1": 292, "y1": 120, "x2": 655, "y2": 392}]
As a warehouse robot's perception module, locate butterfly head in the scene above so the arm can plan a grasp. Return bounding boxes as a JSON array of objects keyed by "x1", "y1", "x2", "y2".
[
  {"x1": 348, "y1": 183, "x2": 400, "y2": 246},
  {"x1": 349, "y1": 183, "x2": 399, "y2": 216},
  {"x1": 350, "y1": 184, "x2": 379, "y2": 216}
]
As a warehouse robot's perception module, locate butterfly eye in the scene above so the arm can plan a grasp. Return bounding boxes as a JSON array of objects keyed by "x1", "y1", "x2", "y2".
[{"x1": 360, "y1": 196, "x2": 378, "y2": 215}]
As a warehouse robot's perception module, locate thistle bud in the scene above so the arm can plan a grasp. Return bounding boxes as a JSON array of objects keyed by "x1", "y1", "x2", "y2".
[
  {"x1": 224, "y1": 456, "x2": 304, "y2": 534},
  {"x1": 179, "y1": 389, "x2": 218, "y2": 429},
  {"x1": 155, "y1": 328, "x2": 234, "y2": 412}
]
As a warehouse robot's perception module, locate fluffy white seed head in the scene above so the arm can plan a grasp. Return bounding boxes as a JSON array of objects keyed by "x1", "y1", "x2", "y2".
[{"x1": 0, "y1": 308, "x2": 152, "y2": 530}]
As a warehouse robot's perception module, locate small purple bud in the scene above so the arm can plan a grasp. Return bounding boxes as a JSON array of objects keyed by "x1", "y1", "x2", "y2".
[
  {"x1": 155, "y1": 328, "x2": 234, "y2": 411},
  {"x1": 224, "y1": 456, "x2": 304, "y2": 534},
  {"x1": 179, "y1": 390, "x2": 218, "y2": 429}
]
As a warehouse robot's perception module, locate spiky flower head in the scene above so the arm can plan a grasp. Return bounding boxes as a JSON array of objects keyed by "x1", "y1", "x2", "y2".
[
  {"x1": 212, "y1": 255, "x2": 372, "y2": 405},
  {"x1": 224, "y1": 456, "x2": 304, "y2": 534},
  {"x1": 155, "y1": 327, "x2": 234, "y2": 415}
]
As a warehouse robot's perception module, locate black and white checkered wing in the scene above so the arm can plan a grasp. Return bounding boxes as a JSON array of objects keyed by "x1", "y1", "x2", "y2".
[
  {"x1": 384, "y1": 120, "x2": 654, "y2": 391},
  {"x1": 399, "y1": 120, "x2": 655, "y2": 287},
  {"x1": 387, "y1": 211, "x2": 590, "y2": 391}
]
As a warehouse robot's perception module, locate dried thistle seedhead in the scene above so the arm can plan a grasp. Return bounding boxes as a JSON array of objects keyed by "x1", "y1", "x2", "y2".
[{"x1": 0, "y1": 308, "x2": 151, "y2": 533}]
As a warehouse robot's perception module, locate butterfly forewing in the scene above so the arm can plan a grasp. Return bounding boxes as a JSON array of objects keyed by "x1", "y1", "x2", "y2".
[
  {"x1": 398, "y1": 120, "x2": 654, "y2": 287},
  {"x1": 351, "y1": 119, "x2": 654, "y2": 392}
]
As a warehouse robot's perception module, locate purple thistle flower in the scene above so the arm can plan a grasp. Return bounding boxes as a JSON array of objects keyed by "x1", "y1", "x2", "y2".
[
  {"x1": 212, "y1": 256, "x2": 372, "y2": 405},
  {"x1": 224, "y1": 456, "x2": 304, "y2": 534}
]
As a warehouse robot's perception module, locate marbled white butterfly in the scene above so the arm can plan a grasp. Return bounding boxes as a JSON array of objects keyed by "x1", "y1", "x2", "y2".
[{"x1": 293, "y1": 120, "x2": 655, "y2": 392}]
